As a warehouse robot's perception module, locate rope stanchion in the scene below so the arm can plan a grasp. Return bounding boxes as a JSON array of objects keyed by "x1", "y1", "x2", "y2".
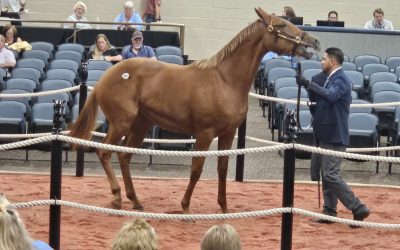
[
  {"x1": 49, "y1": 100, "x2": 65, "y2": 250},
  {"x1": 235, "y1": 118, "x2": 247, "y2": 182},
  {"x1": 281, "y1": 110, "x2": 298, "y2": 250},
  {"x1": 76, "y1": 61, "x2": 89, "y2": 177}
]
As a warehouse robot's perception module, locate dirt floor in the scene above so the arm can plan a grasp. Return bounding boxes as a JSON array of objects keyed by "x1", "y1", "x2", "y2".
[{"x1": 2, "y1": 173, "x2": 400, "y2": 250}]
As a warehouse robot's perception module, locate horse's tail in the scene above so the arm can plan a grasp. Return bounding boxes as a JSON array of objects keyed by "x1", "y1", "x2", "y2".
[{"x1": 68, "y1": 89, "x2": 99, "y2": 145}]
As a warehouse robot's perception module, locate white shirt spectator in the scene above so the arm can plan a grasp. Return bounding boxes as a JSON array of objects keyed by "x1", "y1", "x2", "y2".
[
  {"x1": 0, "y1": 0, "x2": 22, "y2": 13},
  {"x1": 64, "y1": 14, "x2": 92, "y2": 29},
  {"x1": 0, "y1": 47, "x2": 16, "y2": 68},
  {"x1": 364, "y1": 19, "x2": 393, "y2": 30}
]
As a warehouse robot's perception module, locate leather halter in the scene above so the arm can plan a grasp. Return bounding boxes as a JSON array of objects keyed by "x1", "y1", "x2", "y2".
[
  {"x1": 260, "y1": 16, "x2": 308, "y2": 132},
  {"x1": 260, "y1": 16, "x2": 307, "y2": 56}
]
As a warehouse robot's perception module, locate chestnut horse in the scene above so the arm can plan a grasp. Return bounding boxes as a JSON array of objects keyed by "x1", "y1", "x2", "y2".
[{"x1": 69, "y1": 7, "x2": 320, "y2": 213}]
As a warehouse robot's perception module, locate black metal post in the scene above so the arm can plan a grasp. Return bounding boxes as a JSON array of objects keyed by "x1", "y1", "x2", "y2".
[
  {"x1": 235, "y1": 118, "x2": 247, "y2": 182},
  {"x1": 281, "y1": 110, "x2": 297, "y2": 250},
  {"x1": 49, "y1": 100, "x2": 65, "y2": 250},
  {"x1": 76, "y1": 61, "x2": 88, "y2": 177}
]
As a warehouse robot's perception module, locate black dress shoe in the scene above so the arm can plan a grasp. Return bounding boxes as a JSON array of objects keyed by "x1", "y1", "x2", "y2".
[
  {"x1": 349, "y1": 209, "x2": 370, "y2": 228},
  {"x1": 354, "y1": 209, "x2": 370, "y2": 221}
]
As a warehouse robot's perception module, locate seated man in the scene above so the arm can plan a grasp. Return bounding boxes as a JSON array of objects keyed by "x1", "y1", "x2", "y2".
[
  {"x1": 0, "y1": 35, "x2": 16, "y2": 69},
  {"x1": 122, "y1": 31, "x2": 156, "y2": 60},
  {"x1": 328, "y1": 10, "x2": 338, "y2": 21},
  {"x1": 364, "y1": 8, "x2": 393, "y2": 30}
]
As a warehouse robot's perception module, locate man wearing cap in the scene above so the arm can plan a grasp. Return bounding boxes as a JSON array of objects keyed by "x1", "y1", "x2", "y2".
[{"x1": 122, "y1": 31, "x2": 156, "y2": 60}]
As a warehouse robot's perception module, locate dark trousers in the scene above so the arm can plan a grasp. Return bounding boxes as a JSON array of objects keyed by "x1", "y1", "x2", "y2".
[
  {"x1": 0, "y1": 12, "x2": 22, "y2": 26},
  {"x1": 312, "y1": 143, "x2": 364, "y2": 216},
  {"x1": 145, "y1": 14, "x2": 156, "y2": 31}
]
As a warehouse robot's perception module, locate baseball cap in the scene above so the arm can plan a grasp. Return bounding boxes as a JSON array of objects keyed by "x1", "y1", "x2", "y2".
[{"x1": 132, "y1": 31, "x2": 143, "y2": 39}]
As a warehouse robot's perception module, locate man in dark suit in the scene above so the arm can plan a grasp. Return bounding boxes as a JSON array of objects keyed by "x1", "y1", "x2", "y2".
[{"x1": 298, "y1": 47, "x2": 370, "y2": 226}]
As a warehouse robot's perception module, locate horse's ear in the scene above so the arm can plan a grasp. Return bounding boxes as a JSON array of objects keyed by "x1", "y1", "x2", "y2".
[{"x1": 255, "y1": 7, "x2": 271, "y2": 23}]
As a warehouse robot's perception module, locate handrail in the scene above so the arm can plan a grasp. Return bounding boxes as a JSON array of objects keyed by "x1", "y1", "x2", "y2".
[{"x1": 0, "y1": 18, "x2": 186, "y2": 53}]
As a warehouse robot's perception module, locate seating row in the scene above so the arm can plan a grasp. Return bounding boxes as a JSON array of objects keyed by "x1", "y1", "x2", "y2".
[{"x1": 0, "y1": 44, "x2": 191, "y2": 154}]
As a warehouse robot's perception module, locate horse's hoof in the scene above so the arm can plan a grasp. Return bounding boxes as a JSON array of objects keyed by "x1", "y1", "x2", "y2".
[
  {"x1": 222, "y1": 208, "x2": 229, "y2": 214},
  {"x1": 133, "y1": 204, "x2": 144, "y2": 210},
  {"x1": 111, "y1": 200, "x2": 122, "y2": 210}
]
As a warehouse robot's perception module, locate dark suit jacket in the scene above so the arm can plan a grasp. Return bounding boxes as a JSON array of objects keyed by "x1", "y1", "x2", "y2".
[
  {"x1": 308, "y1": 72, "x2": 327, "y2": 116},
  {"x1": 308, "y1": 68, "x2": 352, "y2": 146}
]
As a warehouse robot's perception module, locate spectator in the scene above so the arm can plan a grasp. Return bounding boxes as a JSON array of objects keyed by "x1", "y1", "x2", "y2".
[
  {"x1": 113, "y1": 1, "x2": 143, "y2": 31},
  {"x1": 328, "y1": 10, "x2": 338, "y2": 21},
  {"x1": 261, "y1": 51, "x2": 291, "y2": 64},
  {"x1": 201, "y1": 223, "x2": 242, "y2": 250},
  {"x1": 122, "y1": 31, "x2": 156, "y2": 60},
  {"x1": 0, "y1": 0, "x2": 25, "y2": 26},
  {"x1": 282, "y1": 6, "x2": 296, "y2": 18},
  {"x1": 2, "y1": 24, "x2": 22, "y2": 46},
  {"x1": 143, "y1": 0, "x2": 161, "y2": 31},
  {"x1": 0, "y1": 194, "x2": 53, "y2": 250},
  {"x1": 64, "y1": 1, "x2": 92, "y2": 29},
  {"x1": 298, "y1": 47, "x2": 370, "y2": 226},
  {"x1": 86, "y1": 33, "x2": 122, "y2": 63},
  {"x1": 0, "y1": 35, "x2": 16, "y2": 69},
  {"x1": 111, "y1": 218, "x2": 158, "y2": 250},
  {"x1": 364, "y1": 8, "x2": 393, "y2": 30}
]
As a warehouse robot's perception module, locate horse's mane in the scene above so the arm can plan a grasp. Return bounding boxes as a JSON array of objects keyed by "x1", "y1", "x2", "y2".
[{"x1": 193, "y1": 20, "x2": 260, "y2": 69}]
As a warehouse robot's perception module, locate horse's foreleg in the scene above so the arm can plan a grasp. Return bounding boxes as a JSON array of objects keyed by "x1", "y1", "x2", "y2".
[
  {"x1": 181, "y1": 133, "x2": 214, "y2": 213},
  {"x1": 97, "y1": 125, "x2": 126, "y2": 209},
  {"x1": 217, "y1": 129, "x2": 236, "y2": 213},
  {"x1": 117, "y1": 118, "x2": 152, "y2": 210}
]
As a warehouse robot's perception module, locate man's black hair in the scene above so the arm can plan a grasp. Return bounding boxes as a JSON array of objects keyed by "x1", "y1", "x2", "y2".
[{"x1": 325, "y1": 47, "x2": 344, "y2": 65}]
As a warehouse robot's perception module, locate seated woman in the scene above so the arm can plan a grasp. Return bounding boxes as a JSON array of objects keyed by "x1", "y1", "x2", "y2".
[
  {"x1": 2, "y1": 24, "x2": 22, "y2": 46},
  {"x1": 86, "y1": 34, "x2": 122, "y2": 63},
  {"x1": 0, "y1": 194, "x2": 53, "y2": 250},
  {"x1": 64, "y1": 1, "x2": 92, "y2": 29}
]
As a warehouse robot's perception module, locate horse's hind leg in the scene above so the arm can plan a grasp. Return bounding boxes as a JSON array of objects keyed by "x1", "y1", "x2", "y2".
[
  {"x1": 181, "y1": 132, "x2": 214, "y2": 213},
  {"x1": 216, "y1": 129, "x2": 236, "y2": 213},
  {"x1": 117, "y1": 117, "x2": 152, "y2": 210},
  {"x1": 96, "y1": 124, "x2": 127, "y2": 209}
]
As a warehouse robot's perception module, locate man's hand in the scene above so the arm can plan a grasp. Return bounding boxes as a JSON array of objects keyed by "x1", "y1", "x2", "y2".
[{"x1": 296, "y1": 75, "x2": 310, "y2": 88}]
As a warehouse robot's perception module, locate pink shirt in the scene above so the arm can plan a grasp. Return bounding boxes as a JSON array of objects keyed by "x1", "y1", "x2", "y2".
[{"x1": 145, "y1": 0, "x2": 161, "y2": 15}]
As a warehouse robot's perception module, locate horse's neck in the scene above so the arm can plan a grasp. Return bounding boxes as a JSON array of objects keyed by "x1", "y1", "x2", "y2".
[{"x1": 217, "y1": 32, "x2": 267, "y2": 93}]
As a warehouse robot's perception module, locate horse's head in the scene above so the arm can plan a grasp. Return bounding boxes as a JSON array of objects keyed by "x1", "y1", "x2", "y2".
[{"x1": 255, "y1": 7, "x2": 320, "y2": 59}]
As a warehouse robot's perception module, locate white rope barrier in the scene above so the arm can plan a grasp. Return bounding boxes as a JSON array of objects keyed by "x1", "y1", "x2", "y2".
[
  {"x1": 58, "y1": 135, "x2": 293, "y2": 157},
  {"x1": 248, "y1": 92, "x2": 400, "y2": 108},
  {"x1": 294, "y1": 144, "x2": 400, "y2": 163},
  {"x1": 0, "y1": 88, "x2": 398, "y2": 108},
  {"x1": 2, "y1": 132, "x2": 399, "y2": 154},
  {"x1": 0, "y1": 86, "x2": 80, "y2": 98},
  {"x1": 2, "y1": 133, "x2": 400, "y2": 163},
  {"x1": 3, "y1": 87, "x2": 400, "y2": 232},
  {"x1": 0, "y1": 135, "x2": 56, "y2": 150},
  {"x1": 8, "y1": 199, "x2": 400, "y2": 229}
]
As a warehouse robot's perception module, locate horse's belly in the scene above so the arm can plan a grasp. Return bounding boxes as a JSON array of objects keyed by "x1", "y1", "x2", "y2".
[{"x1": 140, "y1": 106, "x2": 194, "y2": 135}]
